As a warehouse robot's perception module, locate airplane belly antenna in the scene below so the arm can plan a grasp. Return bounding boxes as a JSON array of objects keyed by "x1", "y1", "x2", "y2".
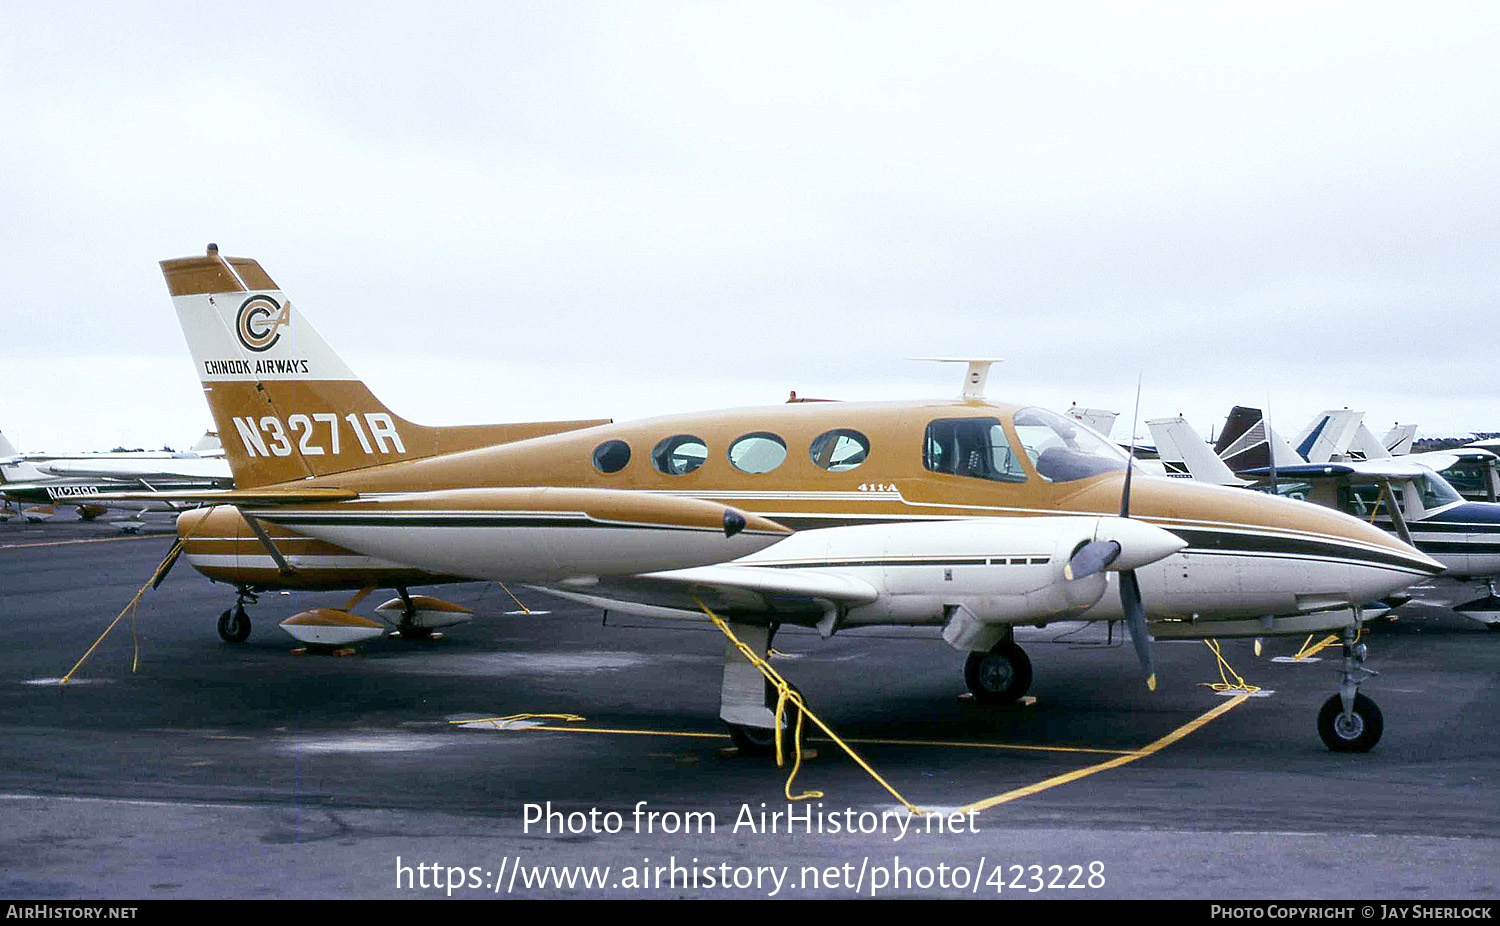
[{"x1": 913, "y1": 357, "x2": 1004, "y2": 399}]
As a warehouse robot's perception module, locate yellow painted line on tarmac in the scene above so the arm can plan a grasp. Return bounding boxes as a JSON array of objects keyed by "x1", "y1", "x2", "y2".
[
  {"x1": 957, "y1": 693, "x2": 1251, "y2": 816},
  {"x1": 0, "y1": 534, "x2": 166, "y2": 549},
  {"x1": 830, "y1": 736, "x2": 1129, "y2": 756},
  {"x1": 517, "y1": 724, "x2": 1132, "y2": 756},
  {"x1": 460, "y1": 692, "x2": 1245, "y2": 805},
  {"x1": 531, "y1": 725, "x2": 730, "y2": 740}
]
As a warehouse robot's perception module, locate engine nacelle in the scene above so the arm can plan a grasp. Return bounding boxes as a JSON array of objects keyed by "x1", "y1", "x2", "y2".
[{"x1": 761, "y1": 516, "x2": 1184, "y2": 631}]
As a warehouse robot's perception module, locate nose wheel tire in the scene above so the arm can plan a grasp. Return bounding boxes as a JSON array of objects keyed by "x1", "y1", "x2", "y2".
[
  {"x1": 1317, "y1": 693, "x2": 1383, "y2": 752},
  {"x1": 217, "y1": 605, "x2": 251, "y2": 643},
  {"x1": 964, "y1": 642, "x2": 1033, "y2": 704}
]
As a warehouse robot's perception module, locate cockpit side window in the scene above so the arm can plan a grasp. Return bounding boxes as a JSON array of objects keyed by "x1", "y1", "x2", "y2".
[
  {"x1": 923, "y1": 418, "x2": 1027, "y2": 483},
  {"x1": 1443, "y1": 458, "x2": 1484, "y2": 493}
]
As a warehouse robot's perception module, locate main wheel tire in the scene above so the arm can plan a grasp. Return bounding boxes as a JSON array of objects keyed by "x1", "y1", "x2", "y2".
[
  {"x1": 726, "y1": 721, "x2": 792, "y2": 758},
  {"x1": 217, "y1": 606, "x2": 251, "y2": 644},
  {"x1": 964, "y1": 642, "x2": 1033, "y2": 704},
  {"x1": 1317, "y1": 693, "x2": 1383, "y2": 752},
  {"x1": 726, "y1": 682, "x2": 802, "y2": 758}
]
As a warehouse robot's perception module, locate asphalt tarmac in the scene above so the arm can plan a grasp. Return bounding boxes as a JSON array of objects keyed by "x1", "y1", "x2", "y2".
[{"x1": 2, "y1": 514, "x2": 1497, "y2": 900}]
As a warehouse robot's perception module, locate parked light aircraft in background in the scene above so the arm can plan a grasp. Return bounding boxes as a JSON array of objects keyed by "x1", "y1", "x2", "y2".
[
  {"x1": 1242, "y1": 408, "x2": 1500, "y2": 505},
  {"x1": 1, "y1": 431, "x2": 230, "y2": 524},
  {"x1": 1065, "y1": 404, "x2": 1118, "y2": 438},
  {"x1": 1158, "y1": 409, "x2": 1500, "y2": 629},
  {"x1": 90, "y1": 245, "x2": 1448, "y2": 754}
]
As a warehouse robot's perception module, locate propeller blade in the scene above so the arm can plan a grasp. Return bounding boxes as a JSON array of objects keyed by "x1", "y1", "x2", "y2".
[
  {"x1": 1064, "y1": 539, "x2": 1121, "y2": 581},
  {"x1": 1120, "y1": 568, "x2": 1156, "y2": 691},
  {"x1": 1121, "y1": 374, "x2": 1142, "y2": 519}
]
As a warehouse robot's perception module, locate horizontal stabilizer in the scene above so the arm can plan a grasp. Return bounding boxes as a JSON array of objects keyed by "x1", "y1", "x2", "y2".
[{"x1": 67, "y1": 486, "x2": 360, "y2": 505}]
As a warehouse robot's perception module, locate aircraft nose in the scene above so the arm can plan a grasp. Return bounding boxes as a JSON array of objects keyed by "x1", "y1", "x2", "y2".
[{"x1": 1247, "y1": 490, "x2": 1444, "y2": 596}]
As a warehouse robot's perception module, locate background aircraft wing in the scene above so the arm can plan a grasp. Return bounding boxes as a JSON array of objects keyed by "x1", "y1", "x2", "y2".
[
  {"x1": 1240, "y1": 458, "x2": 1451, "y2": 480},
  {"x1": 37, "y1": 458, "x2": 233, "y2": 483}
]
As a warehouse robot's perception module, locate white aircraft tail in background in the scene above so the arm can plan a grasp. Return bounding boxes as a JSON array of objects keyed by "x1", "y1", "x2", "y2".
[
  {"x1": 1382, "y1": 424, "x2": 1418, "y2": 456},
  {"x1": 1146, "y1": 416, "x2": 1250, "y2": 486},
  {"x1": 1066, "y1": 405, "x2": 1119, "y2": 438},
  {"x1": 1291, "y1": 409, "x2": 1365, "y2": 463},
  {"x1": 1214, "y1": 407, "x2": 1306, "y2": 473}
]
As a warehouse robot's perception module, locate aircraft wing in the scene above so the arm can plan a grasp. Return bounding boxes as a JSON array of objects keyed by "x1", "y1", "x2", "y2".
[
  {"x1": 1240, "y1": 458, "x2": 1451, "y2": 480},
  {"x1": 36, "y1": 458, "x2": 233, "y2": 482},
  {"x1": 534, "y1": 563, "x2": 881, "y2": 627}
]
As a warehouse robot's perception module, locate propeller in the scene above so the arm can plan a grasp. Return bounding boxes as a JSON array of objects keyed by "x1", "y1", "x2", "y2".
[{"x1": 1120, "y1": 377, "x2": 1157, "y2": 692}]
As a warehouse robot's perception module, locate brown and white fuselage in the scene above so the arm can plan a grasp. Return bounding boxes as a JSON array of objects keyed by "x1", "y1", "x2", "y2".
[{"x1": 132, "y1": 247, "x2": 1441, "y2": 751}]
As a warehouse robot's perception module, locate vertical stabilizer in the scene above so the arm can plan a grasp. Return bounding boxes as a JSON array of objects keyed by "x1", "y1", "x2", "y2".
[
  {"x1": 1146, "y1": 416, "x2": 1249, "y2": 486},
  {"x1": 1215, "y1": 406, "x2": 1308, "y2": 473},
  {"x1": 1348, "y1": 424, "x2": 1394, "y2": 461},
  {"x1": 161, "y1": 245, "x2": 610, "y2": 489},
  {"x1": 1291, "y1": 410, "x2": 1364, "y2": 463},
  {"x1": 1382, "y1": 424, "x2": 1417, "y2": 455},
  {"x1": 1067, "y1": 405, "x2": 1119, "y2": 438}
]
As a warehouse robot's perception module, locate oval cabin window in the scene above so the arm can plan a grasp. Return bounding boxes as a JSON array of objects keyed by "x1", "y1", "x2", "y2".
[
  {"x1": 809, "y1": 429, "x2": 870, "y2": 472},
  {"x1": 592, "y1": 439, "x2": 631, "y2": 474},
  {"x1": 651, "y1": 434, "x2": 708, "y2": 475},
  {"x1": 728, "y1": 432, "x2": 788, "y2": 474}
]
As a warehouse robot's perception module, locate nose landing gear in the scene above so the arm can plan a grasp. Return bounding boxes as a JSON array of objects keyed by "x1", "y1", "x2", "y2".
[{"x1": 1317, "y1": 625, "x2": 1382, "y2": 752}]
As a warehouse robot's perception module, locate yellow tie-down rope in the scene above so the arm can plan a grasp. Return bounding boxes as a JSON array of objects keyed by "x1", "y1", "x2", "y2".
[
  {"x1": 1197, "y1": 639, "x2": 1262, "y2": 694},
  {"x1": 496, "y1": 582, "x2": 532, "y2": 614},
  {"x1": 1291, "y1": 623, "x2": 1365, "y2": 662},
  {"x1": 692, "y1": 597, "x2": 923, "y2": 815},
  {"x1": 61, "y1": 537, "x2": 185, "y2": 684}
]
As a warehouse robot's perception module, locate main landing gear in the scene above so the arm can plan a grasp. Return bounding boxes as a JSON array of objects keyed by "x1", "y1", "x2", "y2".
[
  {"x1": 963, "y1": 639, "x2": 1033, "y2": 704},
  {"x1": 217, "y1": 588, "x2": 257, "y2": 643},
  {"x1": 718, "y1": 621, "x2": 801, "y2": 756},
  {"x1": 1317, "y1": 624, "x2": 1383, "y2": 752}
]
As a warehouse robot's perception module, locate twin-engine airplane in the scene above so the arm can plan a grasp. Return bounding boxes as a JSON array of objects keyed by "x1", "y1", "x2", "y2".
[{"x1": 100, "y1": 245, "x2": 1445, "y2": 754}]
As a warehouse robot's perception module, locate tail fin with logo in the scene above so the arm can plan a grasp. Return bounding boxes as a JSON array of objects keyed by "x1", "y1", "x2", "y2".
[
  {"x1": 1289, "y1": 409, "x2": 1365, "y2": 463},
  {"x1": 1146, "y1": 416, "x2": 1249, "y2": 486},
  {"x1": 161, "y1": 245, "x2": 610, "y2": 489}
]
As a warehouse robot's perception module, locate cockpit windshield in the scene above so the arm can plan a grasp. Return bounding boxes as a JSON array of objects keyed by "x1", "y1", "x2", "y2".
[
  {"x1": 1011, "y1": 406, "x2": 1130, "y2": 483},
  {"x1": 1416, "y1": 472, "x2": 1463, "y2": 511}
]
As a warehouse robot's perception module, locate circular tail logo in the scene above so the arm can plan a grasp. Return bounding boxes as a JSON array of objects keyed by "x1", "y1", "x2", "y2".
[{"x1": 236, "y1": 295, "x2": 290, "y2": 352}]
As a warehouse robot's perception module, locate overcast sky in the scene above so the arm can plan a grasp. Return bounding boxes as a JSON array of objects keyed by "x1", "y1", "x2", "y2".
[{"x1": 2, "y1": 2, "x2": 1497, "y2": 452}]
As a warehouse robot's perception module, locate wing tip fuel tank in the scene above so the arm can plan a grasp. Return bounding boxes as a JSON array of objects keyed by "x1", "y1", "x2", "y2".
[{"x1": 252, "y1": 487, "x2": 792, "y2": 583}]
